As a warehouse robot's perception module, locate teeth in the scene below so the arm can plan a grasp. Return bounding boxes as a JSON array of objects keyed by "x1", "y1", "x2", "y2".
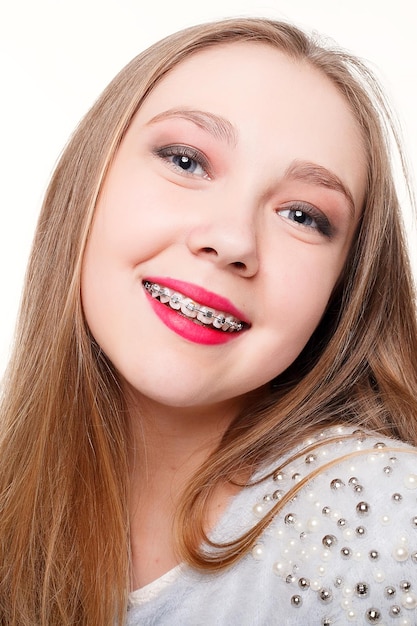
[
  {"x1": 143, "y1": 281, "x2": 245, "y2": 332},
  {"x1": 197, "y1": 307, "x2": 215, "y2": 325},
  {"x1": 169, "y1": 292, "x2": 182, "y2": 310},
  {"x1": 181, "y1": 298, "x2": 198, "y2": 318},
  {"x1": 213, "y1": 314, "x2": 226, "y2": 329},
  {"x1": 159, "y1": 288, "x2": 171, "y2": 304}
]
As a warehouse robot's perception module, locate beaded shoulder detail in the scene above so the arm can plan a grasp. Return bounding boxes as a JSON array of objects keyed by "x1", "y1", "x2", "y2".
[{"x1": 247, "y1": 427, "x2": 417, "y2": 625}]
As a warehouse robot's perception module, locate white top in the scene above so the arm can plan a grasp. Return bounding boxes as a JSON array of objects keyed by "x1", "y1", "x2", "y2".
[{"x1": 126, "y1": 426, "x2": 417, "y2": 625}]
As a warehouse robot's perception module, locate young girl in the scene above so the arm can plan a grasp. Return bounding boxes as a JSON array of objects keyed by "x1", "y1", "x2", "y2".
[{"x1": 1, "y1": 17, "x2": 417, "y2": 626}]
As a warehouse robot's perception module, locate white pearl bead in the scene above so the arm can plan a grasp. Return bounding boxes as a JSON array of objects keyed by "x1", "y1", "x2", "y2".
[
  {"x1": 404, "y1": 474, "x2": 417, "y2": 489},
  {"x1": 347, "y1": 610, "x2": 357, "y2": 620},
  {"x1": 252, "y1": 544, "x2": 264, "y2": 560},
  {"x1": 401, "y1": 592, "x2": 417, "y2": 609},
  {"x1": 331, "y1": 510, "x2": 341, "y2": 521},
  {"x1": 353, "y1": 551, "x2": 363, "y2": 561},
  {"x1": 373, "y1": 569, "x2": 385, "y2": 582},
  {"x1": 321, "y1": 550, "x2": 332, "y2": 561},
  {"x1": 310, "y1": 579, "x2": 321, "y2": 591},
  {"x1": 272, "y1": 561, "x2": 287, "y2": 576},
  {"x1": 393, "y1": 546, "x2": 409, "y2": 562},
  {"x1": 340, "y1": 598, "x2": 351, "y2": 610},
  {"x1": 343, "y1": 585, "x2": 354, "y2": 597},
  {"x1": 399, "y1": 619, "x2": 411, "y2": 626},
  {"x1": 381, "y1": 515, "x2": 391, "y2": 525},
  {"x1": 343, "y1": 528, "x2": 354, "y2": 540},
  {"x1": 253, "y1": 503, "x2": 264, "y2": 518},
  {"x1": 307, "y1": 516, "x2": 320, "y2": 531}
]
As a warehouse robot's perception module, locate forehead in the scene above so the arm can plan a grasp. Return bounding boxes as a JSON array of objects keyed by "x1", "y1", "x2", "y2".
[{"x1": 136, "y1": 42, "x2": 367, "y2": 208}]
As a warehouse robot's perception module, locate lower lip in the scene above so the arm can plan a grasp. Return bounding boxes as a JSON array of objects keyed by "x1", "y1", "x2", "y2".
[{"x1": 144, "y1": 291, "x2": 242, "y2": 345}]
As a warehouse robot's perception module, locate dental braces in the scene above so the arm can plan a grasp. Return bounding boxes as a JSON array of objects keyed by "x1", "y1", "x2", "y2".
[{"x1": 143, "y1": 281, "x2": 244, "y2": 332}]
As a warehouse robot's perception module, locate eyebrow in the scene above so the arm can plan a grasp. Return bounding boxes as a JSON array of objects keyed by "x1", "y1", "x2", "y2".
[
  {"x1": 146, "y1": 108, "x2": 238, "y2": 146},
  {"x1": 284, "y1": 160, "x2": 356, "y2": 218}
]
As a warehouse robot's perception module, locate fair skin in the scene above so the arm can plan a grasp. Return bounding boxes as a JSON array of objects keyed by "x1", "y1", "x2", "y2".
[{"x1": 81, "y1": 42, "x2": 366, "y2": 588}]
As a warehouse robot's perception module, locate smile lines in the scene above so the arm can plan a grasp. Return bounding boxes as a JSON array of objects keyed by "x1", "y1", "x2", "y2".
[{"x1": 143, "y1": 281, "x2": 245, "y2": 332}]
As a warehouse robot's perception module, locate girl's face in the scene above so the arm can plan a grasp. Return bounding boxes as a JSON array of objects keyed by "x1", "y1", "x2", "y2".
[{"x1": 81, "y1": 42, "x2": 366, "y2": 412}]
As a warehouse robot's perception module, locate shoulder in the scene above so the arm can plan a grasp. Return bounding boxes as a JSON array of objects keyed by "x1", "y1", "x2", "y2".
[{"x1": 247, "y1": 427, "x2": 417, "y2": 624}]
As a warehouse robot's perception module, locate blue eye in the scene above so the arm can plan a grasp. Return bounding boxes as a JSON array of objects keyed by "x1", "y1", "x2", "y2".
[
  {"x1": 278, "y1": 203, "x2": 332, "y2": 238},
  {"x1": 155, "y1": 145, "x2": 210, "y2": 179}
]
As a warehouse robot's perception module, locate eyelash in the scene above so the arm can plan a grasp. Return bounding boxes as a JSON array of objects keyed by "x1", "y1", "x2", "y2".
[
  {"x1": 278, "y1": 201, "x2": 332, "y2": 238},
  {"x1": 154, "y1": 144, "x2": 211, "y2": 179}
]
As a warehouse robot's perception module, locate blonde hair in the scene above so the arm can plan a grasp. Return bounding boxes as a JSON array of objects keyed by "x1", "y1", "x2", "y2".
[{"x1": 0, "y1": 17, "x2": 416, "y2": 625}]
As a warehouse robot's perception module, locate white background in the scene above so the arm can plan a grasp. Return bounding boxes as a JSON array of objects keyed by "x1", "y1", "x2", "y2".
[{"x1": 0, "y1": 0, "x2": 416, "y2": 374}]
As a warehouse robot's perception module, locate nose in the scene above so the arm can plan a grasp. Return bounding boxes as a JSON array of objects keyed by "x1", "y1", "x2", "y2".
[{"x1": 185, "y1": 204, "x2": 259, "y2": 277}]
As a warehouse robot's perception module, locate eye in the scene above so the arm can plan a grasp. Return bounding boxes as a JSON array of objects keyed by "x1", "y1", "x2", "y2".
[
  {"x1": 277, "y1": 202, "x2": 332, "y2": 238},
  {"x1": 154, "y1": 144, "x2": 211, "y2": 179}
]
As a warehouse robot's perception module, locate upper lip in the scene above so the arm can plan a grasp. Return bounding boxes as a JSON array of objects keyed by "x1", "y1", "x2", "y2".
[{"x1": 144, "y1": 276, "x2": 250, "y2": 324}]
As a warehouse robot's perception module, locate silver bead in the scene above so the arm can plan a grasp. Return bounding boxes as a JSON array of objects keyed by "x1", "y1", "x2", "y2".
[
  {"x1": 374, "y1": 442, "x2": 386, "y2": 449},
  {"x1": 272, "y1": 489, "x2": 284, "y2": 500},
  {"x1": 355, "y1": 582, "x2": 369, "y2": 597},
  {"x1": 411, "y1": 551, "x2": 417, "y2": 563},
  {"x1": 383, "y1": 466, "x2": 393, "y2": 475},
  {"x1": 330, "y1": 478, "x2": 345, "y2": 490},
  {"x1": 349, "y1": 476, "x2": 359, "y2": 485},
  {"x1": 319, "y1": 588, "x2": 333, "y2": 604},
  {"x1": 285, "y1": 513, "x2": 296, "y2": 525},
  {"x1": 292, "y1": 472, "x2": 301, "y2": 482},
  {"x1": 389, "y1": 605, "x2": 401, "y2": 617},
  {"x1": 356, "y1": 525, "x2": 367, "y2": 537},
  {"x1": 273, "y1": 471, "x2": 285, "y2": 482},
  {"x1": 369, "y1": 550, "x2": 379, "y2": 561},
  {"x1": 411, "y1": 516, "x2": 417, "y2": 528},
  {"x1": 365, "y1": 608, "x2": 381, "y2": 623},
  {"x1": 322, "y1": 619, "x2": 333, "y2": 626},
  {"x1": 305, "y1": 453, "x2": 317, "y2": 464},
  {"x1": 389, "y1": 456, "x2": 398, "y2": 464},
  {"x1": 392, "y1": 492, "x2": 403, "y2": 503},
  {"x1": 384, "y1": 586, "x2": 396, "y2": 598},
  {"x1": 263, "y1": 494, "x2": 272, "y2": 502},
  {"x1": 341, "y1": 547, "x2": 352, "y2": 559},
  {"x1": 354, "y1": 484, "x2": 364, "y2": 494},
  {"x1": 298, "y1": 577, "x2": 310, "y2": 590},
  {"x1": 356, "y1": 501, "x2": 370, "y2": 516},
  {"x1": 353, "y1": 429, "x2": 366, "y2": 442},
  {"x1": 337, "y1": 518, "x2": 347, "y2": 527},
  {"x1": 322, "y1": 506, "x2": 331, "y2": 516},
  {"x1": 322, "y1": 534, "x2": 338, "y2": 549},
  {"x1": 291, "y1": 595, "x2": 302, "y2": 607},
  {"x1": 286, "y1": 574, "x2": 296, "y2": 584},
  {"x1": 399, "y1": 580, "x2": 412, "y2": 592},
  {"x1": 334, "y1": 577, "x2": 343, "y2": 588}
]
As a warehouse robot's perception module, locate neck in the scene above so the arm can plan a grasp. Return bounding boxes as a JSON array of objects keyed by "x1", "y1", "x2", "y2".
[
  {"x1": 125, "y1": 392, "x2": 245, "y2": 589},
  {"x1": 126, "y1": 392, "x2": 242, "y2": 481}
]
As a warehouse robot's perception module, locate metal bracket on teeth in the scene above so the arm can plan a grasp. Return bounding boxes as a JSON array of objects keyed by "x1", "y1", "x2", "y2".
[{"x1": 143, "y1": 281, "x2": 243, "y2": 331}]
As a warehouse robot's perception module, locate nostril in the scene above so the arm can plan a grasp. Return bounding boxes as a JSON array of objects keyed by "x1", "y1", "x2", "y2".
[
  {"x1": 233, "y1": 261, "x2": 246, "y2": 270},
  {"x1": 201, "y1": 247, "x2": 218, "y2": 255}
]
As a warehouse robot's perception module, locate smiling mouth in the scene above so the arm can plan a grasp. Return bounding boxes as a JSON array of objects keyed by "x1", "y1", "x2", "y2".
[{"x1": 143, "y1": 280, "x2": 247, "y2": 332}]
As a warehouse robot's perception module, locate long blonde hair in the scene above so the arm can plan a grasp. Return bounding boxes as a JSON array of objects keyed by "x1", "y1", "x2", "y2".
[{"x1": 0, "y1": 17, "x2": 416, "y2": 625}]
